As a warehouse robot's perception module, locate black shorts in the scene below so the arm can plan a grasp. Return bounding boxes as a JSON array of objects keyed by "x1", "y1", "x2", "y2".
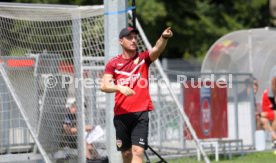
[{"x1": 113, "y1": 111, "x2": 149, "y2": 151}]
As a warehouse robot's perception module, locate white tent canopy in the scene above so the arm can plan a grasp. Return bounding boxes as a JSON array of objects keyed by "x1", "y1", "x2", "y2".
[{"x1": 201, "y1": 27, "x2": 276, "y2": 101}]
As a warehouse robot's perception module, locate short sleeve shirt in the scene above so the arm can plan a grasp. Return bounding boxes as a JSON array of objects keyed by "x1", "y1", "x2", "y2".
[{"x1": 104, "y1": 51, "x2": 154, "y2": 116}]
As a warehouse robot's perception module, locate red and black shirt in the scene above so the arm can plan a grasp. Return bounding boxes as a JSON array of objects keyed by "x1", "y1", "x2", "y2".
[{"x1": 104, "y1": 51, "x2": 154, "y2": 116}]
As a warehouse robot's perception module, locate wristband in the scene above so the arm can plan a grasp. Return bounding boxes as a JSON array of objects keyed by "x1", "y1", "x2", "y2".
[{"x1": 162, "y1": 35, "x2": 169, "y2": 40}]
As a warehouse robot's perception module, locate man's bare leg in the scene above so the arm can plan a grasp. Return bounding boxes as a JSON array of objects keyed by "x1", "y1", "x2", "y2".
[
  {"x1": 272, "y1": 112, "x2": 276, "y2": 131},
  {"x1": 261, "y1": 117, "x2": 276, "y2": 140},
  {"x1": 86, "y1": 143, "x2": 92, "y2": 159},
  {"x1": 256, "y1": 113, "x2": 262, "y2": 130},
  {"x1": 131, "y1": 145, "x2": 144, "y2": 163},
  {"x1": 122, "y1": 148, "x2": 132, "y2": 163}
]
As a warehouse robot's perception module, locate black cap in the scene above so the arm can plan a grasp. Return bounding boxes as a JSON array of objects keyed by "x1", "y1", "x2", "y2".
[{"x1": 119, "y1": 27, "x2": 139, "y2": 39}]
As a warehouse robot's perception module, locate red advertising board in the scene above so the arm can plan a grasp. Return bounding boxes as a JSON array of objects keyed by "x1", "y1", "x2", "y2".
[{"x1": 183, "y1": 81, "x2": 228, "y2": 139}]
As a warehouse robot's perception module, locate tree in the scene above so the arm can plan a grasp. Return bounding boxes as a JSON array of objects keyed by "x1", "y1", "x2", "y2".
[
  {"x1": 137, "y1": 0, "x2": 270, "y2": 59},
  {"x1": 4, "y1": 0, "x2": 272, "y2": 60},
  {"x1": 14, "y1": 0, "x2": 101, "y2": 5}
]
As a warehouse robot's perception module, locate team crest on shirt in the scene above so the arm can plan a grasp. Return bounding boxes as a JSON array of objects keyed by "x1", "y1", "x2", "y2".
[
  {"x1": 116, "y1": 139, "x2": 122, "y2": 148},
  {"x1": 134, "y1": 57, "x2": 139, "y2": 64}
]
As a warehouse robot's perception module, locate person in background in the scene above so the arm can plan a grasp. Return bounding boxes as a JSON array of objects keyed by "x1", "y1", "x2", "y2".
[
  {"x1": 259, "y1": 76, "x2": 276, "y2": 148},
  {"x1": 238, "y1": 77, "x2": 258, "y2": 102},
  {"x1": 63, "y1": 101, "x2": 100, "y2": 161},
  {"x1": 249, "y1": 77, "x2": 263, "y2": 130},
  {"x1": 237, "y1": 77, "x2": 262, "y2": 130}
]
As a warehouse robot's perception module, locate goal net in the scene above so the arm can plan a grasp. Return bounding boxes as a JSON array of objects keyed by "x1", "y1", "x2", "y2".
[{"x1": 0, "y1": 2, "x2": 208, "y2": 163}]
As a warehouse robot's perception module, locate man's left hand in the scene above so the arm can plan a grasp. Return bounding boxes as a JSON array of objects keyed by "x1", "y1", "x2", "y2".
[{"x1": 162, "y1": 27, "x2": 173, "y2": 39}]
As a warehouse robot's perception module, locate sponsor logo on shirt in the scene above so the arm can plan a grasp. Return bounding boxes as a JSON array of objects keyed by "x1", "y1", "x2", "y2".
[{"x1": 117, "y1": 73, "x2": 141, "y2": 86}]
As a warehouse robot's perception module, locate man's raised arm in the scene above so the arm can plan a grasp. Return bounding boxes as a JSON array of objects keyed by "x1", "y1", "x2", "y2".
[{"x1": 149, "y1": 27, "x2": 173, "y2": 62}]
